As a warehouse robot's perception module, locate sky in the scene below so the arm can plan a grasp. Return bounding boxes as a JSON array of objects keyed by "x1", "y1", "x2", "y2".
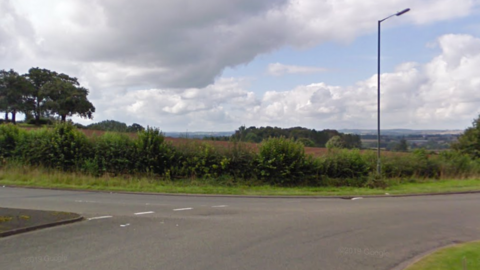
[{"x1": 1, "y1": 0, "x2": 480, "y2": 132}]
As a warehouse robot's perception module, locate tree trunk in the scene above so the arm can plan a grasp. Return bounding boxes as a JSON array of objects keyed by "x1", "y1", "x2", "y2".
[
  {"x1": 4, "y1": 111, "x2": 8, "y2": 121},
  {"x1": 61, "y1": 114, "x2": 66, "y2": 122},
  {"x1": 35, "y1": 102, "x2": 40, "y2": 126},
  {"x1": 11, "y1": 109, "x2": 16, "y2": 124}
]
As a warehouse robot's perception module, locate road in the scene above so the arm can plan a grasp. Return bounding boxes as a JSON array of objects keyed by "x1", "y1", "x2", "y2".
[{"x1": 0, "y1": 187, "x2": 479, "y2": 270}]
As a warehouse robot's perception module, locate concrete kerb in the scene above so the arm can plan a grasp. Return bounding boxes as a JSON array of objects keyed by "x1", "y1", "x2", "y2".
[{"x1": 0, "y1": 215, "x2": 84, "y2": 238}]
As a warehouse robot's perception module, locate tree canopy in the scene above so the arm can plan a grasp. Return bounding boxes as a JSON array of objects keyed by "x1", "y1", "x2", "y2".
[
  {"x1": 231, "y1": 126, "x2": 362, "y2": 148},
  {"x1": 452, "y1": 115, "x2": 480, "y2": 158},
  {"x1": 86, "y1": 120, "x2": 145, "y2": 133},
  {"x1": 0, "y1": 67, "x2": 95, "y2": 124},
  {"x1": 0, "y1": 70, "x2": 33, "y2": 124}
]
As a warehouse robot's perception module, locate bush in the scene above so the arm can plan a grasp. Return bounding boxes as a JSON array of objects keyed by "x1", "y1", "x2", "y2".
[
  {"x1": 382, "y1": 149, "x2": 439, "y2": 178},
  {"x1": 17, "y1": 122, "x2": 91, "y2": 170},
  {"x1": 319, "y1": 149, "x2": 370, "y2": 185},
  {"x1": 297, "y1": 138, "x2": 315, "y2": 147},
  {"x1": 26, "y1": 118, "x2": 53, "y2": 126},
  {"x1": 257, "y1": 137, "x2": 319, "y2": 186},
  {"x1": 326, "y1": 136, "x2": 346, "y2": 150},
  {"x1": 222, "y1": 141, "x2": 257, "y2": 180},
  {"x1": 436, "y1": 150, "x2": 480, "y2": 178},
  {"x1": 90, "y1": 132, "x2": 137, "y2": 176},
  {"x1": 169, "y1": 141, "x2": 228, "y2": 179},
  {"x1": 0, "y1": 124, "x2": 23, "y2": 158},
  {"x1": 135, "y1": 127, "x2": 174, "y2": 175}
]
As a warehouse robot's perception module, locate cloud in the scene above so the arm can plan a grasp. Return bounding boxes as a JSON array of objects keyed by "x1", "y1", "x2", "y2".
[
  {"x1": 4, "y1": 0, "x2": 479, "y2": 90},
  {"x1": 75, "y1": 34, "x2": 480, "y2": 131},
  {"x1": 267, "y1": 63, "x2": 327, "y2": 76}
]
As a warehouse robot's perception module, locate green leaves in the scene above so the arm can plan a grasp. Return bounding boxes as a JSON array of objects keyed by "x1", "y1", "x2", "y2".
[
  {"x1": 452, "y1": 115, "x2": 480, "y2": 159},
  {"x1": 257, "y1": 137, "x2": 316, "y2": 185}
]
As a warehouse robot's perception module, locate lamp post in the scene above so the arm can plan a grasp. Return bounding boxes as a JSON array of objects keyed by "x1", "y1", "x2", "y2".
[{"x1": 377, "y1": 8, "x2": 410, "y2": 175}]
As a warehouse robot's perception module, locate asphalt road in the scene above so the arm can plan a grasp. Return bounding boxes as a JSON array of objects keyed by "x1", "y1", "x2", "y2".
[{"x1": 0, "y1": 187, "x2": 479, "y2": 270}]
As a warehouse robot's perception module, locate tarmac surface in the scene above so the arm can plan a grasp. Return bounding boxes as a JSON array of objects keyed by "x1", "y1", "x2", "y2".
[
  {"x1": 0, "y1": 207, "x2": 81, "y2": 237},
  {"x1": 0, "y1": 187, "x2": 479, "y2": 270}
]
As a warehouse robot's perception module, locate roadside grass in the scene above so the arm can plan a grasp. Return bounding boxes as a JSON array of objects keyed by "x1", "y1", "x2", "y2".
[
  {"x1": 405, "y1": 241, "x2": 480, "y2": 270},
  {"x1": 1, "y1": 164, "x2": 480, "y2": 196}
]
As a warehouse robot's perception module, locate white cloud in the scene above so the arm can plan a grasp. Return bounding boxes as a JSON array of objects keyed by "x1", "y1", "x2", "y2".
[
  {"x1": 3, "y1": 0, "x2": 479, "y2": 90},
  {"x1": 267, "y1": 63, "x2": 327, "y2": 76},
  {"x1": 73, "y1": 34, "x2": 480, "y2": 131},
  {"x1": 3, "y1": 1, "x2": 480, "y2": 130}
]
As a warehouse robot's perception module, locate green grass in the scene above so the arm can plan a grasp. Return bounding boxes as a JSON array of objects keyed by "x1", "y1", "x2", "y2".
[
  {"x1": 405, "y1": 241, "x2": 480, "y2": 270},
  {"x1": 1, "y1": 164, "x2": 480, "y2": 196}
]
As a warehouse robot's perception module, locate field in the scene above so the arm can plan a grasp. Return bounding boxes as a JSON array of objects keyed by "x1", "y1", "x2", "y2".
[{"x1": 75, "y1": 128, "x2": 332, "y2": 157}]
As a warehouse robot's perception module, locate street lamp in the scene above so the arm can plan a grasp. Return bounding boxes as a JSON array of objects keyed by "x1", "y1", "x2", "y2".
[{"x1": 377, "y1": 8, "x2": 410, "y2": 175}]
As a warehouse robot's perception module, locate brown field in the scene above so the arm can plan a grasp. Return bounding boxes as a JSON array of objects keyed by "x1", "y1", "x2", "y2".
[
  {"x1": 21, "y1": 127, "x2": 403, "y2": 158},
  {"x1": 77, "y1": 128, "x2": 331, "y2": 157}
]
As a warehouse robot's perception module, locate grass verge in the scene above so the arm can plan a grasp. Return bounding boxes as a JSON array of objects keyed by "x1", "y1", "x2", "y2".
[
  {"x1": 1, "y1": 164, "x2": 480, "y2": 196},
  {"x1": 405, "y1": 241, "x2": 480, "y2": 270}
]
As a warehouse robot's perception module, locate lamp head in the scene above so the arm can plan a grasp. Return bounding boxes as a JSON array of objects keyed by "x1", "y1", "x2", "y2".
[{"x1": 396, "y1": 8, "x2": 410, "y2": 16}]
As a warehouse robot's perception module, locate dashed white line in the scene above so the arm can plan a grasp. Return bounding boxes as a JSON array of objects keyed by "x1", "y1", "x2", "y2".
[
  {"x1": 134, "y1": 211, "x2": 154, "y2": 215},
  {"x1": 88, "y1": 216, "x2": 113, "y2": 220},
  {"x1": 212, "y1": 205, "x2": 228, "y2": 208},
  {"x1": 173, "y1": 208, "x2": 193, "y2": 211},
  {"x1": 351, "y1": 197, "x2": 363, "y2": 201}
]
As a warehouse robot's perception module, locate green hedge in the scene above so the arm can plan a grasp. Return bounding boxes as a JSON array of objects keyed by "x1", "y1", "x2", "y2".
[{"x1": 2, "y1": 123, "x2": 480, "y2": 187}]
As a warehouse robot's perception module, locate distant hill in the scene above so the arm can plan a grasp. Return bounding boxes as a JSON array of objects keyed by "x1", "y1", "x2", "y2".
[
  {"x1": 340, "y1": 129, "x2": 463, "y2": 136},
  {"x1": 164, "y1": 131, "x2": 234, "y2": 139}
]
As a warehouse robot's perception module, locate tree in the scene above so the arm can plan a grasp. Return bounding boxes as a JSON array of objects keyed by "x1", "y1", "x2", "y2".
[
  {"x1": 43, "y1": 78, "x2": 95, "y2": 121},
  {"x1": 452, "y1": 115, "x2": 480, "y2": 158},
  {"x1": 393, "y1": 139, "x2": 408, "y2": 152},
  {"x1": 127, "y1": 123, "x2": 145, "y2": 132},
  {"x1": 25, "y1": 67, "x2": 95, "y2": 124},
  {"x1": 326, "y1": 135, "x2": 346, "y2": 149},
  {"x1": 25, "y1": 68, "x2": 57, "y2": 125},
  {"x1": 87, "y1": 120, "x2": 128, "y2": 132},
  {"x1": 0, "y1": 69, "x2": 33, "y2": 124},
  {"x1": 297, "y1": 138, "x2": 315, "y2": 147}
]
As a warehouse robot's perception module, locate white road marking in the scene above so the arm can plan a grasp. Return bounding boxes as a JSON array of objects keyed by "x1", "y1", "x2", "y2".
[
  {"x1": 88, "y1": 216, "x2": 113, "y2": 220},
  {"x1": 134, "y1": 211, "x2": 154, "y2": 215},
  {"x1": 120, "y1": 223, "x2": 130, "y2": 227},
  {"x1": 212, "y1": 205, "x2": 228, "y2": 208},
  {"x1": 173, "y1": 208, "x2": 193, "y2": 211},
  {"x1": 351, "y1": 197, "x2": 363, "y2": 201}
]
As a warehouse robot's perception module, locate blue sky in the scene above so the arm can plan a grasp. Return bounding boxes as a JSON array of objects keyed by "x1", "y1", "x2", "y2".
[
  {"x1": 2, "y1": 0, "x2": 480, "y2": 131},
  {"x1": 224, "y1": 15, "x2": 474, "y2": 92}
]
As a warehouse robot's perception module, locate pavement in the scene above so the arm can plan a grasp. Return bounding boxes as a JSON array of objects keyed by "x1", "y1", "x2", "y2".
[
  {"x1": 0, "y1": 207, "x2": 82, "y2": 237},
  {"x1": 0, "y1": 187, "x2": 479, "y2": 270}
]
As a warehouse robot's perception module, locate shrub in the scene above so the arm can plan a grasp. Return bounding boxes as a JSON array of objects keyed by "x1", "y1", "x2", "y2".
[
  {"x1": 382, "y1": 149, "x2": 439, "y2": 178},
  {"x1": 297, "y1": 138, "x2": 315, "y2": 147},
  {"x1": 319, "y1": 149, "x2": 370, "y2": 184},
  {"x1": 91, "y1": 132, "x2": 137, "y2": 176},
  {"x1": 222, "y1": 141, "x2": 257, "y2": 180},
  {"x1": 326, "y1": 136, "x2": 346, "y2": 150},
  {"x1": 135, "y1": 127, "x2": 174, "y2": 175},
  {"x1": 257, "y1": 137, "x2": 319, "y2": 185},
  {"x1": 17, "y1": 122, "x2": 91, "y2": 170},
  {"x1": 0, "y1": 124, "x2": 23, "y2": 158},
  {"x1": 26, "y1": 118, "x2": 53, "y2": 126},
  {"x1": 169, "y1": 141, "x2": 224, "y2": 179},
  {"x1": 436, "y1": 150, "x2": 480, "y2": 178}
]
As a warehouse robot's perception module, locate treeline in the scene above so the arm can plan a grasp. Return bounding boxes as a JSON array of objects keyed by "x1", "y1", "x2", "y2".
[
  {"x1": 0, "y1": 68, "x2": 95, "y2": 125},
  {"x1": 2, "y1": 122, "x2": 479, "y2": 187},
  {"x1": 75, "y1": 120, "x2": 146, "y2": 133},
  {"x1": 228, "y1": 126, "x2": 361, "y2": 148}
]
